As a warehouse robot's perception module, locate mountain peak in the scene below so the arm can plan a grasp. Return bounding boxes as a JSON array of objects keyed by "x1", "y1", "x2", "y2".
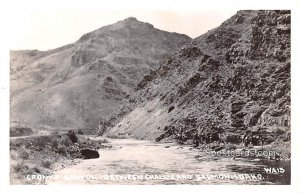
[
  {"x1": 11, "y1": 15, "x2": 191, "y2": 130},
  {"x1": 124, "y1": 17, "x2": 138, "y2": 22},
  {"x1": 78, "y1": 17, "x2": 156, "y2": 42},
  {"x1": 118, "y1": 17, "x2": 154, "y2": 28}
]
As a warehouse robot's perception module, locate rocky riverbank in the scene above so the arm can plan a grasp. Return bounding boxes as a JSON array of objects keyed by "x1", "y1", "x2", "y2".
[{"x1": 10, "y1": 131, "x2": 111, "y2": 184}]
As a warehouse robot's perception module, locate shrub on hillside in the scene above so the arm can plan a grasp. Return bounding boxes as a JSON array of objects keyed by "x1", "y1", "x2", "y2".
[
  {"x1": 41, "y1": 160, "x2": 51, "y2": 169},
  {"x1": 77, "y1": 130, "x2": 84, "y2": 135},
  {"x1": 19, "y1": 147, "x2": 30, "y2": 160},
  {"x1": 68, "y1": 130, "x2": 78, "y2": 143},
  {"x1": 13, "y1": 161, "x2": 29, "y2": 173},
  {"x1": 51, "y1": 139, "x2": 59, "y2": 150},
  {"x1": 57, "y1": 145, "x2": 67, "y2": 156},
  {"x1": 60, "y1": 136, "x2": 72, "y2": 147}
]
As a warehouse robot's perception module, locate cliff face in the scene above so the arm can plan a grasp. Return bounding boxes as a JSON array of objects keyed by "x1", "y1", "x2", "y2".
[
  {"x1": 10, "y1": 17, "x2": 191, "y2": 130},
  {"x1": 108, "y1": 10, "x2": 290, "y2": 145}
]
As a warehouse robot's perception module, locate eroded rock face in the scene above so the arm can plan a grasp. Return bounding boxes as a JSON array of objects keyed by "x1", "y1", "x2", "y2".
[{"x1": 109, "y1": 10, "x2": 290, "y2": 145}]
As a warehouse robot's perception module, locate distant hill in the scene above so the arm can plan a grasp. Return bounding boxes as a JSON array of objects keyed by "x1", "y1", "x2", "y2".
[{"x1": 10, "y1": 17, "x2": 191, "y2": 130}]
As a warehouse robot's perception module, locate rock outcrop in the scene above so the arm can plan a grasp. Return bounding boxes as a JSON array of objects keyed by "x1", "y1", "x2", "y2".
[
  {"x1": 108, "y1": 10, "x2": 290, "y2": 146},
  {"x1": 80, "y1": 148, "x2": 100, "y2": 159}
]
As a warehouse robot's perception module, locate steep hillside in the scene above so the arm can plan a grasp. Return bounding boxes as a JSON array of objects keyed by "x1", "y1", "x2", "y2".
[
  {"x1": 10, "y1": 17, "x2": 191, "y2": 131},
  {"x1": 108, "y1": 10, "x2": 290, "y2": 146}
]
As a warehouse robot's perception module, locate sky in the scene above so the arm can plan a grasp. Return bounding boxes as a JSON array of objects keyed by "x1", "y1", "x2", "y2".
[
  {"x1": 3, "y1": 0, "x2": 294, "y2": 51},
  {"x1": 7, "y1": 9, "x2": 238, "y2": 50}
]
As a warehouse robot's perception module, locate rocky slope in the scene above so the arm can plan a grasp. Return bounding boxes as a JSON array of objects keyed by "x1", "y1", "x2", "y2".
[
  {"x1": 108, "y1": 10, "x2": 291, "y2": 146},
  {"x1": 10, "y1": 17, "x2": 191, "y2": 131}
]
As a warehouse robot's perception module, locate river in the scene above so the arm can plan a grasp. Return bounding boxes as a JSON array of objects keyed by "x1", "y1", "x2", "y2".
[{"x1": 46, "y1": 138, "x2": 290, "y2": 185}]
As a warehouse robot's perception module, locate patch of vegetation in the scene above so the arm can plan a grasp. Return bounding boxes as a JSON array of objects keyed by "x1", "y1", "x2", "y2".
[
  {"x1": 68, "y1": 130, "x2": 78, "y2": 143},
  {"x1": 106, "y1": 133, "x2": 128, "y2": 139},
  {"x1": 98, "y1": 138, "x2": 109, "y2": 143},
  {"x1": 10, "y1": 126, "x2": 34, "y2": 137},
  {"x1": 10, "y1": 130, "x2": 111, "y2": 184}
]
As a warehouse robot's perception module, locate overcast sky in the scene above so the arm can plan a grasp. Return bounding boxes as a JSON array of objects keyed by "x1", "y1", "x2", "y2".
[
  {"x1": 3, "y1": 0, "x2": 293, "y2": 51},
  {"x1": 7, "y1": 9, "x2": 238, "y2": 50}
]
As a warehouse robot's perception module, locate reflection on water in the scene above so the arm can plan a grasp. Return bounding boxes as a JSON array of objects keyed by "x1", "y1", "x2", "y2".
[{"x1": 46, "y1": 138, "x2": 290, "y2": 185}]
